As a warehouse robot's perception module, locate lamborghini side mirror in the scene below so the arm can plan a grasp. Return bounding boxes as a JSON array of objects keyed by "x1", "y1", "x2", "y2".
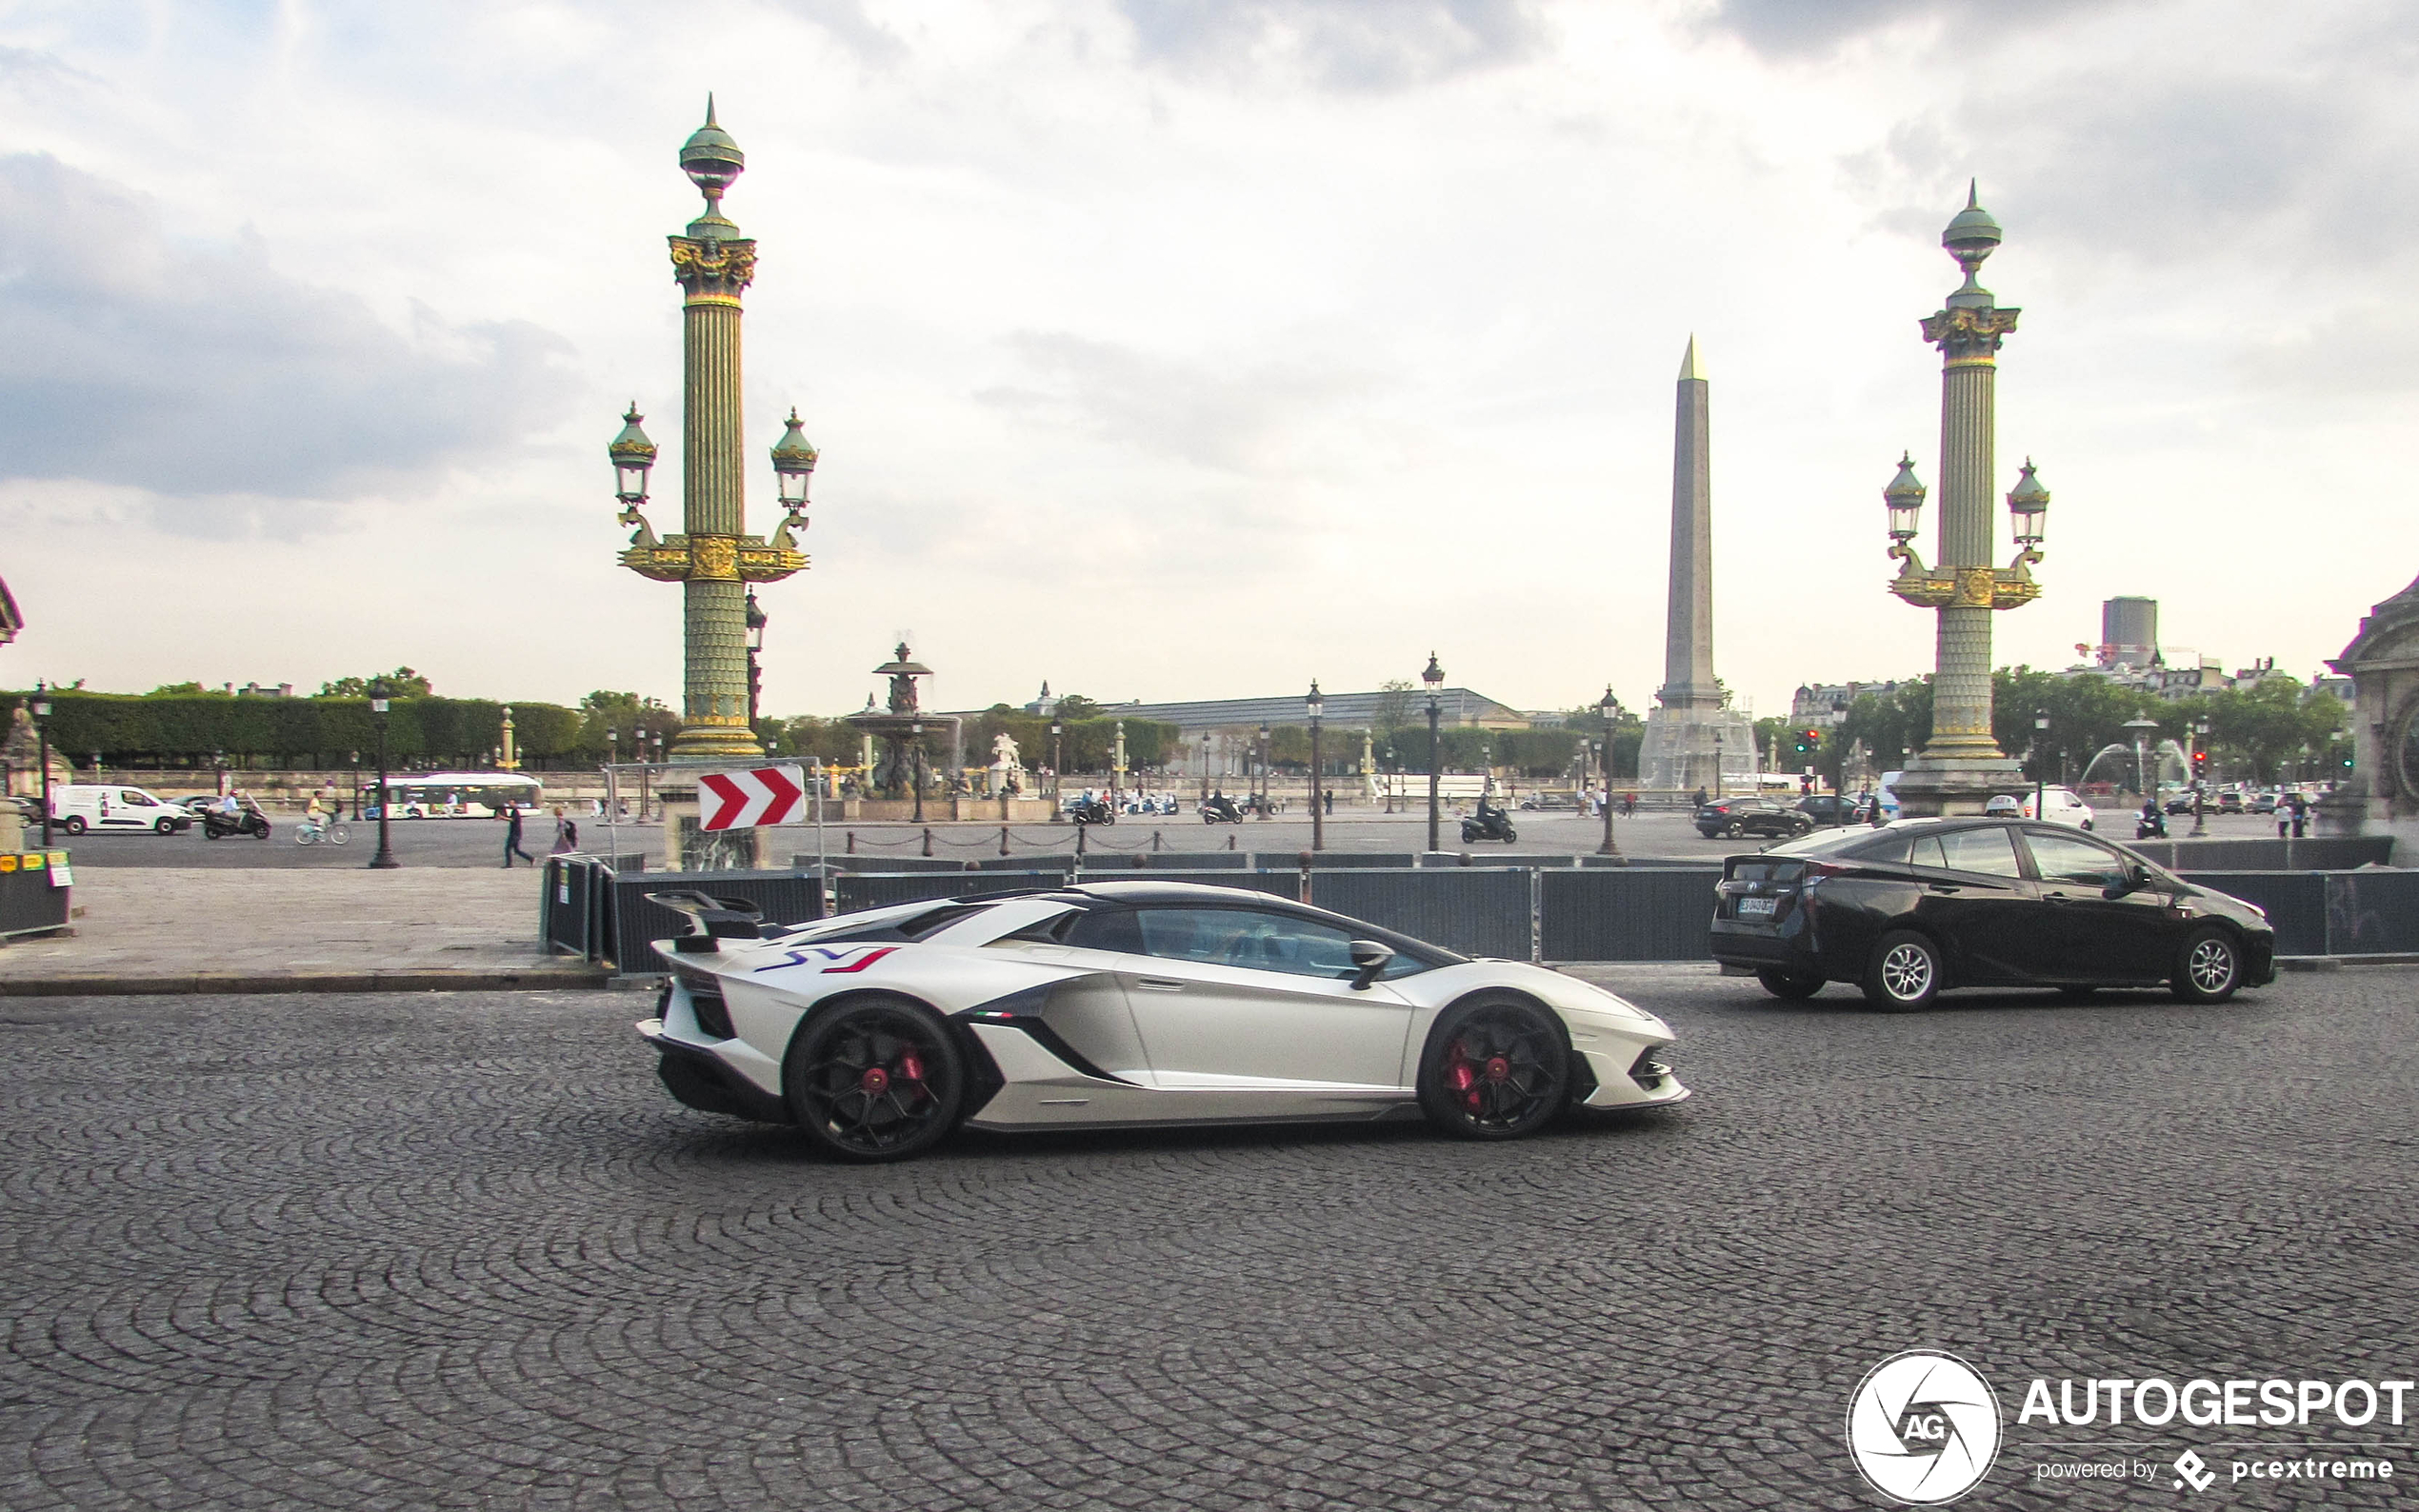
[{"x1": 1349, "y1": 939, "x2": 1395, "y2": 990}]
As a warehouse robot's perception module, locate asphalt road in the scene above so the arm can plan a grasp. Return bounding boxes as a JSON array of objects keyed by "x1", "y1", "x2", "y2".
[
  {"x1": 43, "y1": 808, "x2": 2308, "y2": 869},
  {"x1": 3, "y1": 966, "x2": 2409, "y2": 1510}
]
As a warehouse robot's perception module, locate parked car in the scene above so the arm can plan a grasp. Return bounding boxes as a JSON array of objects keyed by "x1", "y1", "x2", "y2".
[
  {"x1": 636, "y1": 880, "x2": 1689, "y2": 1161},
  {"x1": 1519, "y1": 791, "x2": 1582, "y2": 811},
  {"x1": 2249, "y1": 791, "x2": 2279, "y2": 814},
  {"x1": 1707, "y1": 818, "x2": 2275, "y2": 1009},
  {"x1": 2164, "y1": 791, "x2": 2201, "y2": 816},
  {"x1": 2017, "y1": 786, "x2": 2095, "y2": 830},
  {"x1": 1695, "y1": 796, "x2": 1814, "y2": 840},
  {"x1": 1796, "y1": 794, "x2": 1860, "y2": 826},
  {"x1": 2217, "y1": 790, "x2": 2246, "y2": 813},
  {"x1": 46, "y1": 785, "x2": 193, "y2": 836}
]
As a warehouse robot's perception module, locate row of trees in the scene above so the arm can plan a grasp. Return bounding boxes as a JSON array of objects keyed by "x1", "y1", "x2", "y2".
[{"x1": 1825, "y1": 669, "x2": 2348, "y2": 787}]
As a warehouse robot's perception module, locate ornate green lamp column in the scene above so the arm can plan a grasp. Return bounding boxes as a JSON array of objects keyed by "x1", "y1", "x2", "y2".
[
  {"x1": 1885, "y1": 184, "x2": 2050, "y2": 817},
  {"x1": 610, "y1": 100, "x2": 810, "y2": 763}
]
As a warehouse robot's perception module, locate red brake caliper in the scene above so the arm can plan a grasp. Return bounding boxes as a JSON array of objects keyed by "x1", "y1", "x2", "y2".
[
  {"x1": 897, "y1": 1049, "x2": 927, "y2": 1104},
  {"x1": 1447, "y1": 1040, "x2": 1480, "y2": 1111}
]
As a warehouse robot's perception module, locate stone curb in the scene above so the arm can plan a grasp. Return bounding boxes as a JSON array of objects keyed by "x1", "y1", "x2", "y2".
[{"x1": 0, "y1": 967, "x2": 615, "y2": 998}]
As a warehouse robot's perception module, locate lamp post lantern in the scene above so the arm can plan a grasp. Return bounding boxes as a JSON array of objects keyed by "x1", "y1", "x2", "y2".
[
  {"x1": 744, "y1": 589, "x2": 767, "y2": 728},
  {"x1": 1307, "y1": 680, "x2": 1326, "y2": 852},
  {"x1": 1049, "y1": 719, "x2": 1063, "y2": 801},
  {"x1": 1200, "y1": 731, "x2": 1212, "y2": 804},
  {"x1": 609, "y1": 101, "x2": 810, "y2": 763},
  {"x1": 368, "y1": 689, "x2": 399, "y2": 869},
  {"x1": 1422, "y1": 653, "x2": 1445, "y2": 853},
  {"x1": 1596, "y1": 686, "x2": 1624, "y2": 859},
  {"x1": 30, "y1": 683, "x2": 51, "y2": 847},
  {"x1": 1884, "y1": 184, "x2": 2050, "y2": 817}
]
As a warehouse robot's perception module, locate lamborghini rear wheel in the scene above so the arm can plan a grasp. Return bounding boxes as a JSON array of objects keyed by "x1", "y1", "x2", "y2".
[
  {"x1": 1416, "y1": 995, "x2": 1571, "y2": 1140},
  {"x1": 785, "y1": 995, "x2": 966, "y2": 1162}
]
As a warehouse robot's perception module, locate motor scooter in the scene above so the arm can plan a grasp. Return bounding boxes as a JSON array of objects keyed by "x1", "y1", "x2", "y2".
[
  {"x1": 2134, "y1": 806, "x2": 2169, "y2": 841},
  {"x1": 1199, "y1": 794, "x2": 1244, "y2": 825},
  {"x1": 1068, "y1": 797, "x2": 1115, "y2": 826},
  {"x1": 202, "y1": 803, "x2": 271, "y2": 840},
  {"x1": 1459, "y1": 799, "x2": 1518, "y2": 845}
]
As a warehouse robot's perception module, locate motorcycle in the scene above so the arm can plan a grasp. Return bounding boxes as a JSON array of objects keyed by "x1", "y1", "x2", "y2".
[
  {"x1": 202, "y1": 805, "x2": 271, "y2": 840},
  {"x1": 1459, "y1": 801, "x2": 1518, "y2": 845},
  {"x1": 1199, "y1": 795, "x2": 1244, "y2": 825},
  {"x1": 1068, "y1": 797, "x2": 1115, "y2": 826},
  {"x1": 2134, "y1": 807, "x2": 2169, "y2": 841}
]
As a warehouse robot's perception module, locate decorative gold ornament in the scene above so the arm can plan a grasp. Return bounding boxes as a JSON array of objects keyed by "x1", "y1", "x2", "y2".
[{"x1": 670, "y1": 235, "x2": 757, "y2": 297}]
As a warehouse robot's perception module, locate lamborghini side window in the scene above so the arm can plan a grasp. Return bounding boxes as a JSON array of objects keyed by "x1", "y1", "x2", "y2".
[
  {"x1": 1061, "y1": 908, "x2": 1143, "y2": 954},
  {"x1": 1134, "y1": 907, "x2": 1359, "y2": 980}
]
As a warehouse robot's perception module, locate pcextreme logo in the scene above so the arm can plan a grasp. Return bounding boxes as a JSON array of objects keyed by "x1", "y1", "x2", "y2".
[{"x1": 1846, "y1": 1351, "x2": 2004, "y2": 1505}]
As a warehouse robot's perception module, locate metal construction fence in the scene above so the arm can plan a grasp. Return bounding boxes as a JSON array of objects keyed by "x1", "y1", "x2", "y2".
[
  {"x1": 0, "y1": 852, "x2": 72, "y2": 940},
  {"x1": 547, "y1": 851, "x2": 2416, "y2": 974}
]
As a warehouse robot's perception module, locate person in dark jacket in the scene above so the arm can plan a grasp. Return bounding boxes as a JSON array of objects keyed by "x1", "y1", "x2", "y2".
[{"x1": 502, "y1": 804, "x2": 535, "y2": 867}]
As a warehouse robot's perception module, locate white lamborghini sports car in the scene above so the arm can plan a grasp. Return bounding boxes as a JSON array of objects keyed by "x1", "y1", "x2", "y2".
[{"x1": 634, "y1": 880, "x2": 1689, "y2": 1162}]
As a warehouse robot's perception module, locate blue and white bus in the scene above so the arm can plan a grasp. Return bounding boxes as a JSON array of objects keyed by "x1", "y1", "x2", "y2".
[{"x1": 361, "y1": 771, "x2": 546, "y2": 819}]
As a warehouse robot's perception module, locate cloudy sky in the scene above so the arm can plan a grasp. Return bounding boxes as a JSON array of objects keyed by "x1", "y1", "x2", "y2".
[{"x1": 2, "y1": 0, "x2": 2412, "y2": 720}]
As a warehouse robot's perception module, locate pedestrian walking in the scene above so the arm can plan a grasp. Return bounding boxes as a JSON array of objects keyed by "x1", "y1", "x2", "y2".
[
  {"x1": 2290, "y1": 793, "x2": 2309, "y2": 839},
  {"x1": 1692, "y1": 786, "x2": 1708, "y2": 809},
  {"x1": 550, "y1": 806, "x2": 578, "y2": 855},
  {"x1": 501, "y1": 804, "x2": 535, "y2": 867}
]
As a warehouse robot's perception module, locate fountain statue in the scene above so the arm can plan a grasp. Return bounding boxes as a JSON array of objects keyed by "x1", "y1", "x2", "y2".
[{"x1": 845, "y1": 643, "x2": 935, "y2": 797}]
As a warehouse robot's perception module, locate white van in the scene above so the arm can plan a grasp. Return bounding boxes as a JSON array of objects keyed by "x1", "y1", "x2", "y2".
[{"x1": 48, "y1": 785, "x2": 193, "y2": 836}]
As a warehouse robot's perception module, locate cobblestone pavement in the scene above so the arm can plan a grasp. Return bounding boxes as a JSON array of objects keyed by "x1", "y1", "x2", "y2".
[
  {"x1": 3, "y1": 968, "x2": 2411, "y2": 1510},
  {"x1": 0, "y1": 869, "x2": 573, "y2": 983}
]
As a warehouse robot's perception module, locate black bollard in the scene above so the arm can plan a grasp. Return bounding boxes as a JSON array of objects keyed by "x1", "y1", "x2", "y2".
[
  {"x1": 1297, "y1": 849, "x2": 1313, "y2": 905},
  {"x1": 999, "y1": 825, "x2": 1010, "y2": 856},
  {"x1": 922, "y1": 826, "x2": 933, "y2": 857}
]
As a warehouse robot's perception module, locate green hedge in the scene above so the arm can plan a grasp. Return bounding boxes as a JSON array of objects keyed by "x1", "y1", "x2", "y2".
[{"x1": 11, "y1": 691, "x2": 586, "y2": 768}]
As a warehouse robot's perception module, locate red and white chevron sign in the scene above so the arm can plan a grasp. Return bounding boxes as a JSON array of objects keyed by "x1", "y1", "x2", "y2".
[{"x1": 698, "y1": 765, "x2": 809, "y2": 831}]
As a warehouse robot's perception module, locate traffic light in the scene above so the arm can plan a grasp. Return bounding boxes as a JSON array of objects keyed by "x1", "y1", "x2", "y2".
[
  {"x1": 2191, "y1": 749, "x2": 2209, "y2": 776},
  {"x1": 1794, "y1": 727, "x2": 1822, "y2": 753}
]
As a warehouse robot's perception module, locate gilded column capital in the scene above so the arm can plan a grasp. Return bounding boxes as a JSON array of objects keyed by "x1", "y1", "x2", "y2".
[
  {"x1": 1921, "y1": 305, "x2": 2021, "y2": 361},
  {"x1": 670, "y1": 235, "x2": 757, "y2": 299}
]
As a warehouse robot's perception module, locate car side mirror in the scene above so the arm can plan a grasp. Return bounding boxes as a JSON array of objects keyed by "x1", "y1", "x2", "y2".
[
  {"x1": 1349, "y1": 939, "x2": 1394, "y2": 990},
  {"x1": 2103, "y1": 865, "x2": 2154, "y2": 900}
]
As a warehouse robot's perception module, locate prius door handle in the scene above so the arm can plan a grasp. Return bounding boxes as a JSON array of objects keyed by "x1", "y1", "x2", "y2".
[
  {"x1": 1928, "y1": 883, "x2": 1961, "y2": 893},
  {"x1": 1135, "y1": 977, "x2": 1186, "y2": 992}
]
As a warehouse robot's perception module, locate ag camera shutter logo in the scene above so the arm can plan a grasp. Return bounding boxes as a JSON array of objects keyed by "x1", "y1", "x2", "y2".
[{"x1": 1846, "y1": 1350, "x2": 2003, "y2": 1504}]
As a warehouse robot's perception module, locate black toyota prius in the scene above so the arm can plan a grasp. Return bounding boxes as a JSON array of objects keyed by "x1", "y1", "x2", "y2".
[{"x1": 1708, "y1": 817, "x2": 2276, "y2": 1009}]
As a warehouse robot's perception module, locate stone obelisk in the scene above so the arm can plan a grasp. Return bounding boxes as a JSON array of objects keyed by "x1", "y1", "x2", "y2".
[{"x1": 1641, "y1": 338, "x2": 1751, "y2": 793}]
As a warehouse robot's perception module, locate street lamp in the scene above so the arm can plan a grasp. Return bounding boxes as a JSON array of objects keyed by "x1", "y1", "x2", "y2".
[
  {"x1": 349, "y1": 749, "x2": 362, "y2": 821},
  {"x1": 1257, "y1": 722, "x2": 1270, "y2": 816},
  {"x1": 1307, "y1": 680, "x2": 1326, "y2": 852},
  {"x1": 1879, "y1": 187, "x2": 2050, "y2": 817},
  {"x1": 368, "y1": 688, "x2": 399, "y2": 869},
  {"x1": 1383, "y1": 745, "x2": 1396, "y2": 815},
  {"x1": 910, "y1": 718, "x2": 926, "y2": 825},
  {"x1": 1423, "y1": 652, "x2": 1445, "y2": 853},
  {"x1": 30, "y1": 683, "x2": 51, "y2": 846},
  {"x1": 2030, "y1": 709, "x2": 2049, "y2": 823},
  {"x1": 1200, "y1": 731, "x2": 1212, "y2": 803},
  {"x1": 2191, "y1": 717, "x2": 2211, "y2": 836},
  {"x1": 1050, "y1": 719, "x2": 1063, "y2": 800},
  {"x1": 1596, "y1": 686, "x2": 1623, "y2": 859},
  {"x1": 744, "y1": 590, "x2": 768, "y2": 727},
  {"x1": 1713, "y1": 730, "x2": 1726, "y2": 800}
]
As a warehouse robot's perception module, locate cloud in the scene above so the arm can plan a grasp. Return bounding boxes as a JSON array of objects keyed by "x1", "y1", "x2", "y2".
[
  {"x1": 977, "y1": 330, "x2": 1376, "y2": 474},
  {"x1": 767, "y1": 0, "x2": 909, "y2": 66},
  {"x1": 1698, "y1": 0, "x2": 2119, "y2": 59},
  {"x1": 0, "y1": 153, "x2": 574, "y2": 520},
  {"x1": 1118, "y1": 0, "x2": 1546, "y2": 90}
]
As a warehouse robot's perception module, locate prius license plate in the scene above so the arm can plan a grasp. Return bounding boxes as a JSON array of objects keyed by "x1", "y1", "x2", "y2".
[{"x1": 1736, "y1": 896, "x2": 1777, "y2": 917}]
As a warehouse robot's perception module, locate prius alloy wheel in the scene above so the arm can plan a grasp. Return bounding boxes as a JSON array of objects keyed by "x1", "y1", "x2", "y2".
[
  {"x1": 1418, "y1": 997, "x2": 1570, "y2": 1140},
  {"x1": 785, "y1": 996, "x2": 966, "y2": 1161},
  {"x1": 2171, "y1": 926, "x2": 2242, "y2": 1005},
  {"x1": 1863, "y1": 929, "x2": 1940, "y2": 1011}
]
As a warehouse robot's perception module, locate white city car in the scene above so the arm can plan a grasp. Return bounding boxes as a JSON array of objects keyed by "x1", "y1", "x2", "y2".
[
  {"x1": 2019, "y1": 785, "x2": 2095, "y2": 829},
  {"x1": 636, "y1": 880, "x2": 1689, "y2": 1161}
]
